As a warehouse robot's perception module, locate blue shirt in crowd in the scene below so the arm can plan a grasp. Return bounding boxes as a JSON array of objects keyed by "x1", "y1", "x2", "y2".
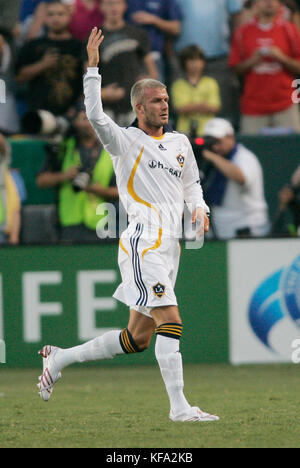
[
  {"x1": 20, "y1": 0, "x2": 51, "y2": 22},
  {"x1": 126, "y1": 0, "x2": 183, "y2": 54},
  {"x1": 175, "y1": 0, "x2": 243, "y2": 58}
]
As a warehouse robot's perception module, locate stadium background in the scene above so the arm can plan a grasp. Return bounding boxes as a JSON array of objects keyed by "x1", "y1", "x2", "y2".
[
  {"x1": 1, "y1": 133, "x2": 300, "y2": 368},
  {"x1": 1, "y1": 0, "x2": 300, "y2": 449}
]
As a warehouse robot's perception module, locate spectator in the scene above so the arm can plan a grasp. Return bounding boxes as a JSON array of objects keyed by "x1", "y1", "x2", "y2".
[
  {"x1": 0, "y1": 34, "x2": 20, "y2": 135},
  {"x1": 239, "y1": 1, "x2": 258, "y2": 25},
  {"x1": 175, "y1": 0, "x2": 243, "y2": 122},
  {"x1": 20, "y1": 0, "x2": 48, "y2": 24},
  {"x1": 10, "y1": 168, "x2": 27, "y2": 205},
  {"x1": 201, "y1": 118, "x2": 270, "y2": 240},
  {"x1": 0, "y1": 133, "x2": 21, "y2": 245},
  {"x1": 278, "y1": 165, "x2": 300, "y2": 235},
  {"x1": 19, "y1": 0, "x2": 52, "y2": 41},
  {"x1": 277, "y1": 0, "x2": 300, "y2": 28},
  {"x1": 126, "y1": 0, "x2": 182, "y2": 82},
  {"x1": 21, "y1": 0, "x2": 104, "y2": 42},
  {"x1": 98, "y1": 0, "x2": 158, "y2": 127},
  {"x1": 240, "y1": 0, "x2": 300, "y2": 31},
  {"x1": 36, "y1": 107, "x2": 118, "y2": 244},
  {"x1": 229, "y1": 0, "x2": 300, "y2": 134},
  {"x1": 0, "y1": 0, "x2": 22, "y2": 39},
  {"x1": 171, "y1": 45, "x2": 221, "y2": 137},
  {"x1": 69, "y1": 0, "x2": 104, "y2": 41},
  {"x1": 16, "y1": 0, "x2": 85, "y2": 118}
]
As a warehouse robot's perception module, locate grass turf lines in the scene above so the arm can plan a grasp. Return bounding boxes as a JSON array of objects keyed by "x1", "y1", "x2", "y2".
[{"x1": 0, "y1": 363, "x2": 299, "y2": 448}]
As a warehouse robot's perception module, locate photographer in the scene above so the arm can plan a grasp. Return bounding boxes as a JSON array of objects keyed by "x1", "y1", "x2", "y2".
[
  {"x1": 0, "y1": 133, "x2": 21, "y2": 245},
  {"x1": 278, "y1": 165, "x2": 300, "y2": 235},
  {"x1": 36, "y1": 106, "x2": 118, "y2": 243},
  {"x1": 200, "y1": 118, "x2": 270, "y2": 239}
]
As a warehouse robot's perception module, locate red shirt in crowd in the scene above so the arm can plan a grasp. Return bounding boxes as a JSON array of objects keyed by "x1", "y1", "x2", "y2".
[
  {"x1": 69, "y1": 0, "x2": 103, "y2": 41},
  {"x1": 229, "y1": 16, "x2": 300, "y2": 116}
]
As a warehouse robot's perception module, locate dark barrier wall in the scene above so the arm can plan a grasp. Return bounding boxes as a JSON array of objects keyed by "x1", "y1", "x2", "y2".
[
  {"x1": 237, "y1": 135, "x2": 300, "y2": 219},
  {"x1": 10, "y1": 139, "x2": 55, "y2": 205},
  {"x1": 10, "y1": 135, "x2": 300, "y2": 219},
  {"x1": 0, "y1": 242, "x2": 228, "y2": 368}
]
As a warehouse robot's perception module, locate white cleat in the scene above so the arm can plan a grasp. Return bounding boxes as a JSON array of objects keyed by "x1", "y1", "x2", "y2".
[
  {"x1": 37, "y1": 345, "x2": 62, "y2": 402},
  {"x1": 170, "y1": 406, "x2": 219, "y2": 422}
]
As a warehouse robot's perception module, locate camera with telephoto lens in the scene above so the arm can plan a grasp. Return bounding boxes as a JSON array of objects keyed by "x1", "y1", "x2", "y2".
[
  {"x1": 193, "y1": 135, "x2": 218, "y2": 156},
  {"x1": 189, "y1": 120, "x2": 218, "y2": 163},
  {"x1": 21, "y1": 110, "x2": 70, "y2": 138},
  {"x1": 191, "y1": 135, "x2": 219, "y2": 172}
]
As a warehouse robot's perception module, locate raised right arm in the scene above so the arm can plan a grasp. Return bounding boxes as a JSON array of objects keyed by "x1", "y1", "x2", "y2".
[{"x1": 84, "y1": 28, "x2": 130, "y2": 158}]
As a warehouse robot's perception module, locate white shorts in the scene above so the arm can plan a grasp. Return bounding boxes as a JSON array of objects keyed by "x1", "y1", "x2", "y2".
[{"x1": 113, "y1": 223, "x2": 181, "y2": 319}]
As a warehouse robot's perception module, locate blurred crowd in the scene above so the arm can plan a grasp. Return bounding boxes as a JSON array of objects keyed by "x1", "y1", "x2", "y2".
[{"x1": 0, "y1": 0, "x2": 299, "y2": 245}]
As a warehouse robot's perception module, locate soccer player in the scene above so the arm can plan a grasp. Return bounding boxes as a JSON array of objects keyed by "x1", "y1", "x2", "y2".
[{"x1": 37, "y1": 28, "x2": 219, "y2": 423}]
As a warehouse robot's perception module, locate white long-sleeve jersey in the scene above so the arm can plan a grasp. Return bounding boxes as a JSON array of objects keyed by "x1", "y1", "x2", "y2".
[{"x1": 84, "y1": 67, "x2": 209, "y2": 238}]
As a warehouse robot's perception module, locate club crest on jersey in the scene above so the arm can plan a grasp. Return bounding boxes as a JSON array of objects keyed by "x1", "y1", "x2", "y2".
[
  {"x1": 149, "y1": 160, "x2": 157, "y2": 169},
  {"x1": 176, "y1": 154, "x2": 185, "y2": 168},
  {"x1": 153, "y1": 282, "x2": 166, "y2": 298}
]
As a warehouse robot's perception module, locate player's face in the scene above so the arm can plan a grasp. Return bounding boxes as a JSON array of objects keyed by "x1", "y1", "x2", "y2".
[
  {"x1": 46, "y1": 4, "x2": 71, "y2": 33},
  {"x1": 141, "y1": 87, "x2": 170, "y2": 128}
]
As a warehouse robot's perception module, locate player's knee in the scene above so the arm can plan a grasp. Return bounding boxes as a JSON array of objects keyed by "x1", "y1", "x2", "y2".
[{"x1": 151, "y1": 305, "x2": 182, "y2": 327}]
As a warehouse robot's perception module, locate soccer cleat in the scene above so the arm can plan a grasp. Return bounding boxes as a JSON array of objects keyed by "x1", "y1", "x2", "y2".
[
  {"x1": 169, "y1": 406, "x2": 219, "y2": 422},
  {"x1": 37, "y1": 345, "x2": 62, "y2": 402}
]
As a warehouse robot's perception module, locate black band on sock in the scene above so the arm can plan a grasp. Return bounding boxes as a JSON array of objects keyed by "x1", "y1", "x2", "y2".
[
  {"x1": 119, "y1": 328, "x2": 142, "y2": 354},
  {"x1": 155, "y1": 323, "x2": 183, "y2": 340}
]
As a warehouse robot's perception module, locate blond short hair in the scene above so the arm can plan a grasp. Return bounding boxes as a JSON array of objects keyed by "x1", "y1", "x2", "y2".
[{"x1": 131, "y1": 79, "x2": 166, "y2": 113}]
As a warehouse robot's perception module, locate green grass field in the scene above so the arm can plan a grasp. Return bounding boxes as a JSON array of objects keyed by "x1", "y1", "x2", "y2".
[{"x1": 0, "y1": 363, "x2": 299, "y2": 448}]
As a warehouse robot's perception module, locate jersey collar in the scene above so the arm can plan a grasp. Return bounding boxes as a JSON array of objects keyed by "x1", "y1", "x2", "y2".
[{"x1": 129, "y1": 118, "x2": 174, "y2": 135}]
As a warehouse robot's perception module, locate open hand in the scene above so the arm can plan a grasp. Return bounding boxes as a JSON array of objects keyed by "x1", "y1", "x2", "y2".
[{"x1": 87, "y1": 28, "x2": 105, "y2": 68}]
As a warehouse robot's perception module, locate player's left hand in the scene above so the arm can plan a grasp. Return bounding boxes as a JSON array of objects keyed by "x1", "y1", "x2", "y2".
[{"x1": 192, "y1": 207, "x2": 210, "y2": 237}]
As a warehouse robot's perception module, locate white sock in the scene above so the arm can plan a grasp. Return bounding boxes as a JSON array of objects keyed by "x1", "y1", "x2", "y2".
[
  {"x1": 54, "y1": 330, "x2": 124, "y2": 370},
  {"x1": 155, "y1": 335, "x2": 190, "y2": 416}
]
